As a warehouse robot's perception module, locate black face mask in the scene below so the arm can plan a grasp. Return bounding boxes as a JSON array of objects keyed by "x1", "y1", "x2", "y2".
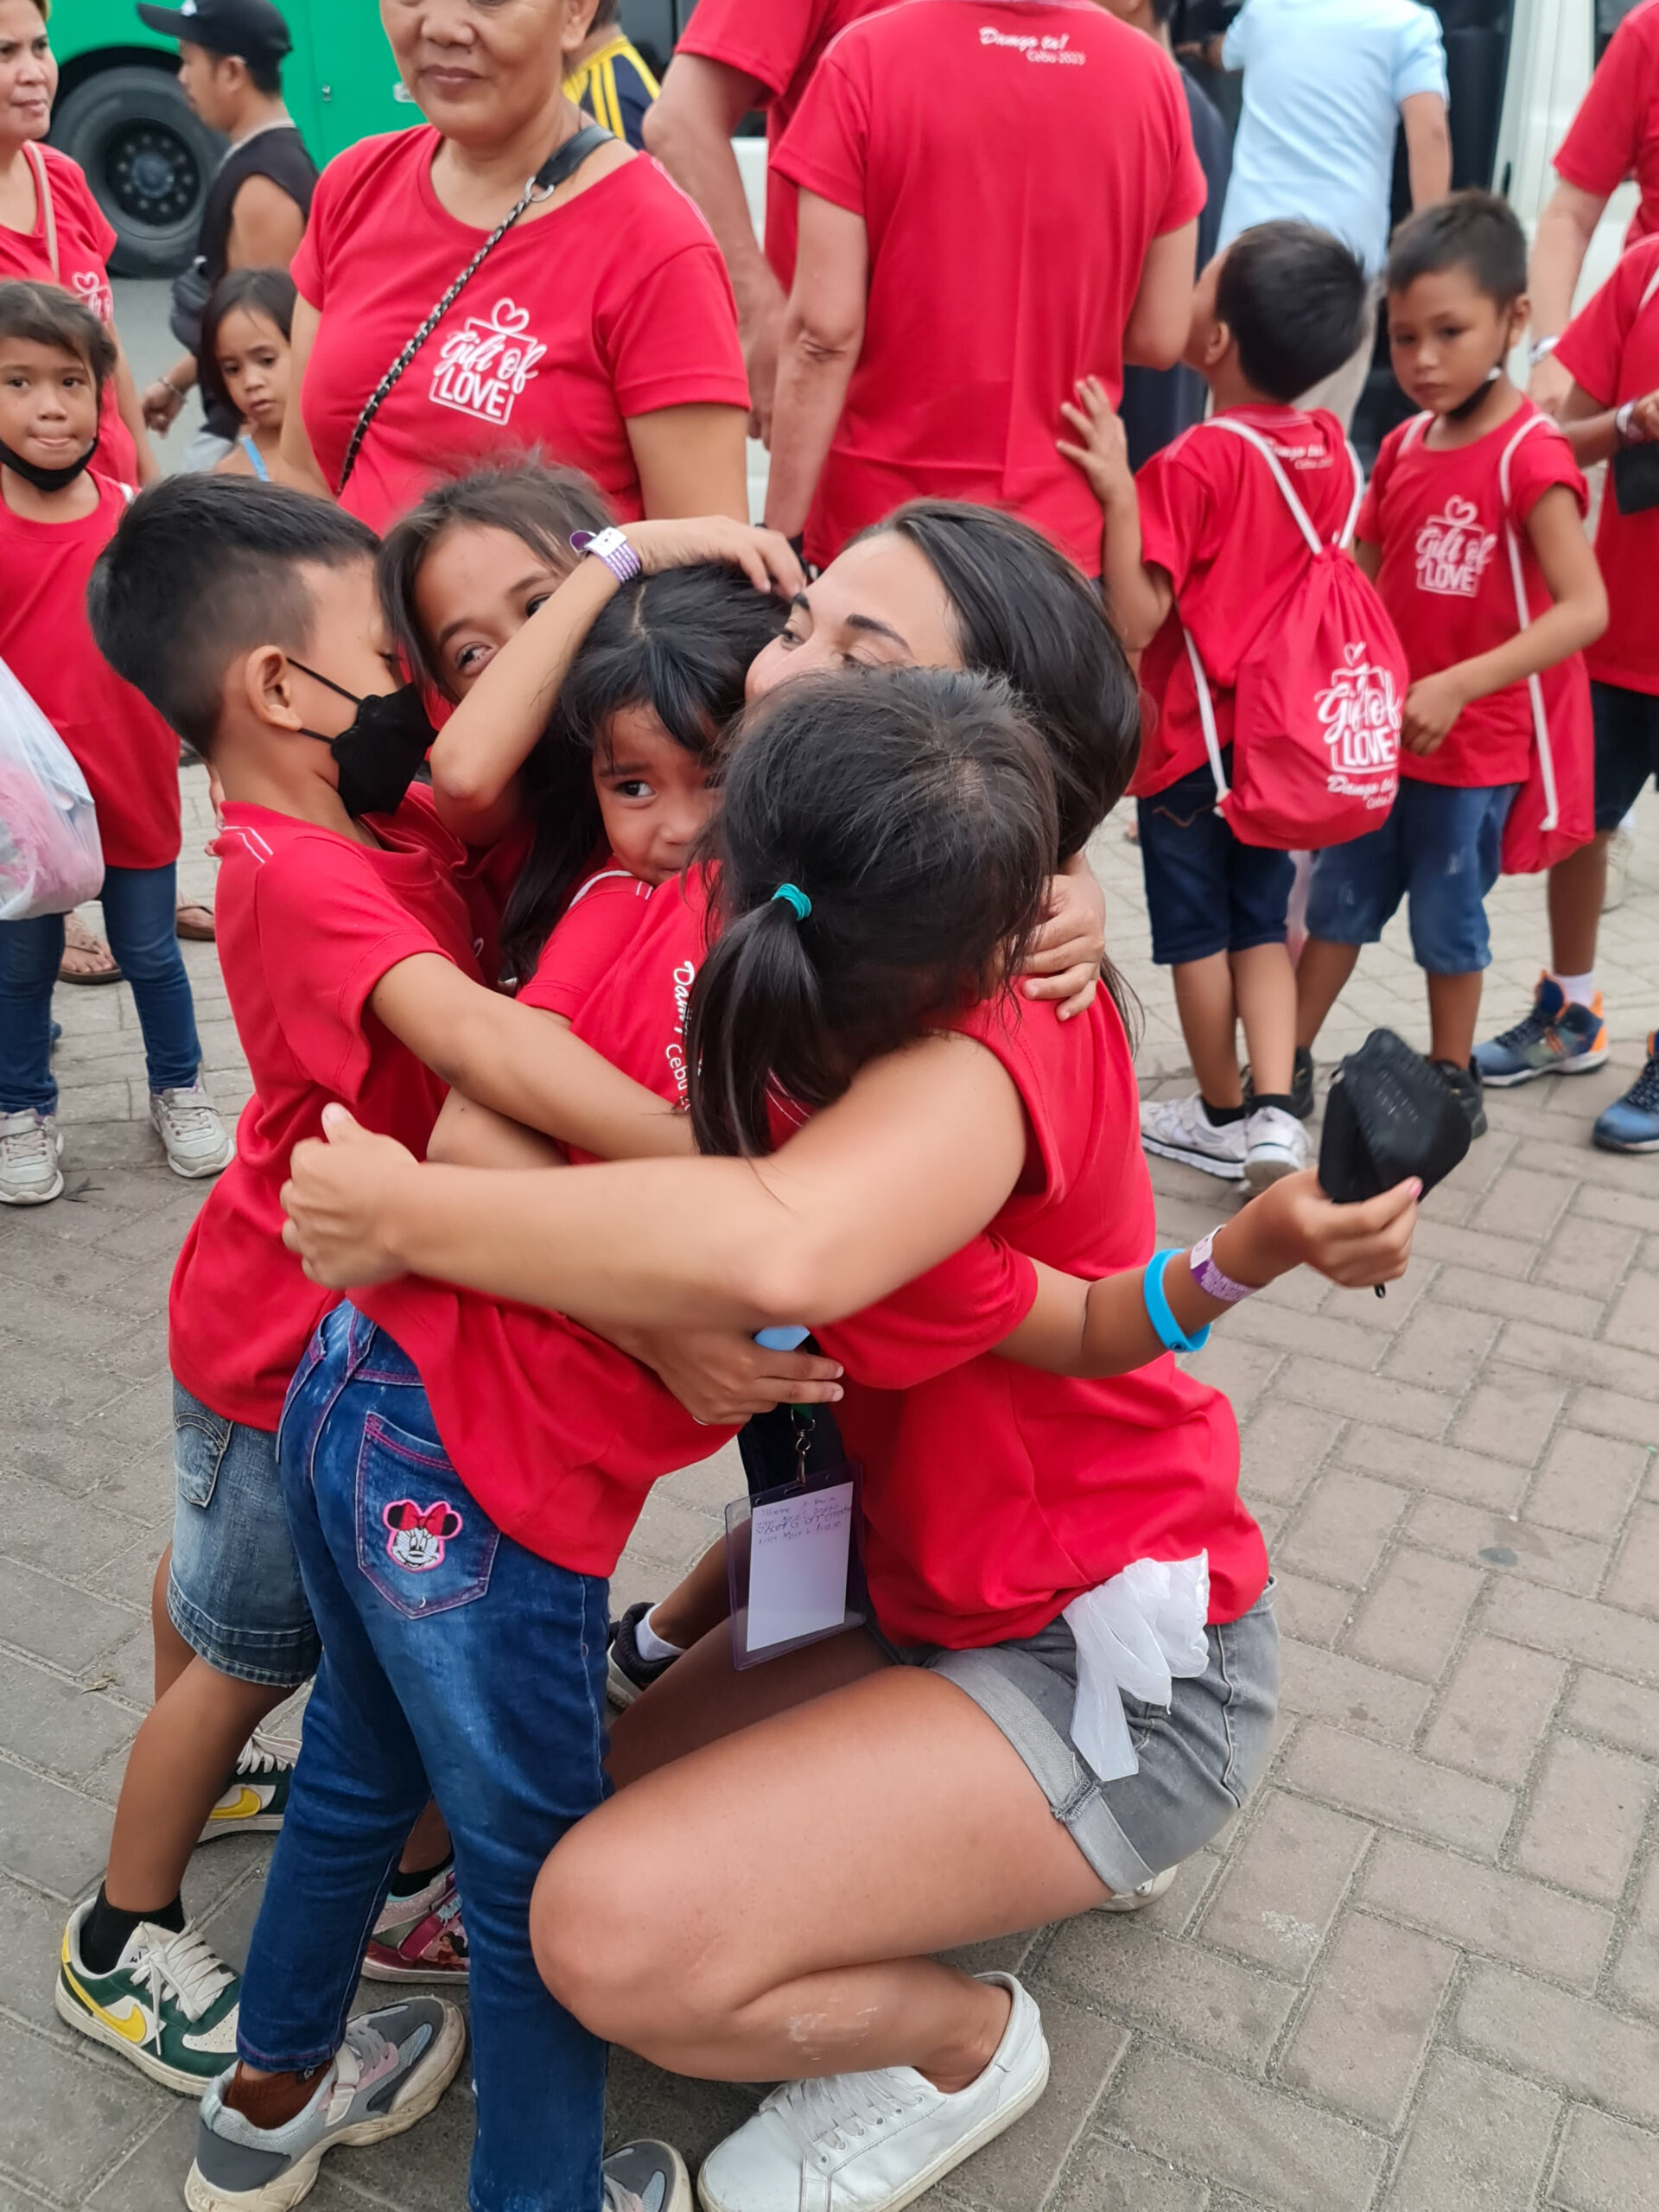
[
  {"x1": 289, "y1": 661, "x2": 435, "y2": 820},
  {"x1": 1446, "y1": 365, "x2": 1503, "y2": 423},
  {"x1": 0, "y1": 431, "x2": 99, "y2": 493}
]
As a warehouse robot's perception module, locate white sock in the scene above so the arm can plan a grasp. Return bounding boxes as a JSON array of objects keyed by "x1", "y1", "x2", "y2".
[
  {"x1": 1551, "y1": 971, "x2": 1597, "y2": 1011},
  {"x1": 633, "y1": 1608, "x2": 684, "y2": 1664}
]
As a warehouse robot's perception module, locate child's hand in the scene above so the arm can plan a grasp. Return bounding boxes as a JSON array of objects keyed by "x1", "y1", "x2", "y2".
[
  {"x1": 1020, "y1": 861, "x2": 1106, "y2": 1020},
  {"x1": 280, "y1": 1106, "x2": 420, "y2": 1287},
  {"x1": 624, "y1": 518, "x2": 803, "y2": 596},
  {"x1": 1224, "y1": 1168, "x2": 1419, "y2": 1291},
  {"x1": 1630, "y1": 389, "x2": 1659, "y2": 442},
  {"x1": 600, "y1": 1324, "x2": 844, "y2": 1426},
  {"x1": 1058, "y1": 377, "x2": 1135, "y2": 505},
  {"x1": 1402, "y1": 670, "x2": 1467, "y2": 755}
]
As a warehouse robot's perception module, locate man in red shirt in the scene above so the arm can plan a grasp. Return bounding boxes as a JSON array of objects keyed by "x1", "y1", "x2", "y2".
[
  {"x1": 1529, "y1": 0, "x2": 1659, "y2": 412},
  {"x1": 644, "y1": 0, "x2": 898, "y2": 441},
  {"x1": 760, "y1": 0, "x2": 1205, "y2": 573}
]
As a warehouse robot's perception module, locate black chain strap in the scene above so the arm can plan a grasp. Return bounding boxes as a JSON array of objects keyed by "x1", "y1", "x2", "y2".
[{"x1": 336, "y1": 121, "x2": 613, "y2": 494}]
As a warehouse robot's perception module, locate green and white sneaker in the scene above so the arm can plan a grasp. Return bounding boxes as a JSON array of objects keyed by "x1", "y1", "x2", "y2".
[
  {"x1": 200, "y1": 1738, "x2": 295, "y2": 1842},
  {"x1": 57, "y1": 1900, "x2": 240, "y2": 2094}
]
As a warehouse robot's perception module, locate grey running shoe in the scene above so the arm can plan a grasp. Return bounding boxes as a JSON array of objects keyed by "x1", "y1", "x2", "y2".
[
  {"x1": 184, "y1": 1998, "x2": 466, "y2": 2211},
  {"x1": 604, "y1": 2137, "x2": 693, "y2": 2210}
]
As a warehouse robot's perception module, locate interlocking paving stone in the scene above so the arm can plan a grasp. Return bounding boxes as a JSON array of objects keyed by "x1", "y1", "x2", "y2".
[{"x1": 3, "y1": 768, "x2": 1655, "y2": 2208}]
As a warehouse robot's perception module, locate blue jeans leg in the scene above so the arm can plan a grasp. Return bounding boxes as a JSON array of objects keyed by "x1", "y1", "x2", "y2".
[
  {"x1": 0, "y1": 910, "x2": 64, "y2": 1114},
  {"x1": 99, "y1": 865, "x2": 201, "y2": 1095},
  {"x1": 253, "y1": 1306, "x2": 609, "y2": 2212}
]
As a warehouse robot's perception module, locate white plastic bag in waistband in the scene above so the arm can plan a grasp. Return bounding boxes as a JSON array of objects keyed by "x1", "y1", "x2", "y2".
[{"x1": 1062, "y1": 1553, "x2": 1211, "y2": 1783}]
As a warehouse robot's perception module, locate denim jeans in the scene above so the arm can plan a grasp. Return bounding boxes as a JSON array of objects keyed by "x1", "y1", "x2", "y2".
[
  {"x1": 249, "y1": 1303, "x2": 610, "y2": 2212},
  {"x1": 0, "y1": 864, "x2": 201, "y2": 1113}
]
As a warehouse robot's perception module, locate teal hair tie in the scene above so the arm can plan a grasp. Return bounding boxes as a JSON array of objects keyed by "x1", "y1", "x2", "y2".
[{"x1": 772, "y1": 883, "x2": 811, "y2": 921}]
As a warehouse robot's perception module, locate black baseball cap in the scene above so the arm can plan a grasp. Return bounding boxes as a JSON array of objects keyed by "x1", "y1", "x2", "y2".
[{"x1": 135, "y1": 0, "x2": 292, "y2": 66}]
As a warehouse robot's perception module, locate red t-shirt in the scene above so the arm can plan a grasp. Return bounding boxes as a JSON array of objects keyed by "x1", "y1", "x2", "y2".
[
  {"x1": 674, "y1": 0, "x2": 899, "y2": 288},
  {"x1": 290, "y1": 131, "x2": 749, "y2": 533},
  {"x1": 168, "y1": 799, "x2": 481, "y2": 1429},
  {"x1": 0, "y1": 474, "x2": 178, "y2": 869},
  {"x1": 1133, "y1": 406, "x2": 1355, "y2": 798},
  {"x1": 1357, "y1": 403, "x2": 1588, "y2": 786},
  {"x1": 359, "y1": 867, "x2": 727, "y2": 1576},
  {"x1": 1555, "y1": 234, "x2": 1659, "y2": 696},
  {"x1": 0, "y1": 146, "x2": 138, "y2": 483},
  {"x1": 1554, "y1": 0, "x2": 1659, "y2": 249},
  {"x1": 819, "y1": 990, "x2": 1263, "y2": 1645},
  {"x1": 772, "y1": 0, "x2": 1207, "y2": 569}
]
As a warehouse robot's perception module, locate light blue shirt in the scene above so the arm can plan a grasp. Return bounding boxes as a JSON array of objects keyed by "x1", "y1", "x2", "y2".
[{"x1": 1218, "y1": 0, "x2": 1449, "y2": 277}]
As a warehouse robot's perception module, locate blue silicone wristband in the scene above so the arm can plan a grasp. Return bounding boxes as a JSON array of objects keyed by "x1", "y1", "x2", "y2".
[{"x1": 1141, "y1": 1248, "x2": 1211, "y2": 1354}]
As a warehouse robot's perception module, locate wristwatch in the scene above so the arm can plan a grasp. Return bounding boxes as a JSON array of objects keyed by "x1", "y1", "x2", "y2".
[
  {"x1": 570, "y1": 526, "x2": 642, "y2": 586},
  {"x1": 1528, "y1": 335, "x2": 1559, "y2": 370},
  {"x1": 1615, "y1": 400, "x2": 1648, "y2": 446}
]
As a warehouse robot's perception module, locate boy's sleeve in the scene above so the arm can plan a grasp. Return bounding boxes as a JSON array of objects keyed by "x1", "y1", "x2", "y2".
[
  {"x1": 1355, "y1": 429, "x2": 1395, "y2": 546},
  {"x1": 518, "y1": 874, "x2": 654, "y2": 1022},
  {"x1": 1554, "y1": 13, "x2": 1653, "y2": 203},
  {"x1": 253, "y1": 839, "x2": 454, "y2": 1097},
  {"x1": 1554, "y1": 248, "x2": 1647, "y2": 410},
  {"x1": 816, "y1": 1235, "x2": 1040, "y2": 1390},
  {"x1": 1509, "y1": 425, "x2": 1590, "y2": 531},
  {"x1": 772, "y1": 41, "x2": 871, "y2": 218},
  {"x1": 1135, "y1": 438, "x2": 1214, "y2": 595}
]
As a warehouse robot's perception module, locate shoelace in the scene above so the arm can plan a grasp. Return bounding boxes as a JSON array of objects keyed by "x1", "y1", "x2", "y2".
[
  {"x1": 131, "y1": 1924, "x2": 235, "y2": 2031},
  {"x1": 601, "y1": 2187, "x2": 645, "y2": 2212},
  {"x1": 766, "y1": 2067, "x2": 932, "y2": 2158},
  {"x1": 0, "y1": 1116, "x2": 50, "y2": 1165},
  {"x1": 1623, "y1": 1040, "x2": 1659, "y2": 1116},
  {"x1": 338, "y1": 2017, "x2": 399, "y2": 2096},
  {"x1": 1491, "y1": 1000, "x2": 1555, "y2": 1052},
  {"x1": 235, "y1": 1738, "x2": 289, "y2": 1780},
  {"x1": 156, "y1": 1089, "x2": 218, "y2": 1136}
]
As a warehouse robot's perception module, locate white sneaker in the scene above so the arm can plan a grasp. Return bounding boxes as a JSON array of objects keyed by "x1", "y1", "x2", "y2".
[
  {"x1": 696, "y1": 1974, "x2": 1049, "y2": 2212},
  {"x1": 1092, "y1": 1864, "x2": 1179, "y2": 1913},
  {"x1": 1603, "y1": 823, "x2": 1635, "y2": 912},
  {"x1": 149, "y1": 1082, "x2": 233, "y2": 1179},
  {"x1": 0, "y1": 1108, "x2": 64, "y2": 1205},
  {"x1": 1139, "y1": 1091, "x2": 1246, "y2": 1181},
  {"x1": 1243, "y1": 1104, "x2": 1307, "y2": 1193}
]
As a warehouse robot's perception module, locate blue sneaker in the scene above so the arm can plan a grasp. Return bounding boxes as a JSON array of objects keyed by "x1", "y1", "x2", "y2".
[
  {"x1": 184, "y1": 1998, "x2": 465, "y2": 2211},
  {"x1": 1474, "y1": 976, "x2": 1609, "y2": 1088},
  {"x1": 1594, "y1": 1035, "x2": 1659, "y2": 1154}
]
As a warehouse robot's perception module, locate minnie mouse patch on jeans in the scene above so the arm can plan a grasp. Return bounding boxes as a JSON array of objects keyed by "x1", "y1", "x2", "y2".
[{"x1": 383, "y1": 1498, "x2": 462, "y2": 1573}]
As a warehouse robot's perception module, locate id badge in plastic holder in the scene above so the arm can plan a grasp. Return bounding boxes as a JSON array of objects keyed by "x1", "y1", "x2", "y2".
[{"x1": 725, "y1": 1424, "x2": 868, "y2": 1670}]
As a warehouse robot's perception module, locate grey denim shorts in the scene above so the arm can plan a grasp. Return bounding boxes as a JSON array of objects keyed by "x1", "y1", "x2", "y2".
[{"x1": 878, "y1": 1581, "x2": 1279, "y2": 1893}]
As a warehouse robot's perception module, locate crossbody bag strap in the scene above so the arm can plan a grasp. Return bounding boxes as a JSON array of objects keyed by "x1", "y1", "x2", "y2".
[
  {"x1": 336, "y1": 120, "x2": 613, "y2": 494},
  {"x1": 25, "y1": 143, "x2": 58, "y2": 280},
  {"x1": 1498, "y1": 410, "x2": 1557, "y2": 833}
]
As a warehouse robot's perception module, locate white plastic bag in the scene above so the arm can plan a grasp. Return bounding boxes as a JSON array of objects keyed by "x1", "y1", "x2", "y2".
[
  {"x1": 0, "y1": 653, "x2": 104, "y2": 920},
  {"x1": 1062, "y1": 1553, "x2": 1211, "y2": 1783}
]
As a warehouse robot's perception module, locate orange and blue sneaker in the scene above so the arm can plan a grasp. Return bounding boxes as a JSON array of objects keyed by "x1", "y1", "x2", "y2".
[
  {"x1": 1594, "y1": 1034, "x2": 1659, "y2": 1154},
  {"x1": 57, "y1": 1902, "x2": 240, "y2": 2094},
  {"x1": 198, "y1": 1738, "x2": 294, "y2": 1841},
  {"x1": 1474, "y1": 976, "x2": 1608, "y2": 1088}
]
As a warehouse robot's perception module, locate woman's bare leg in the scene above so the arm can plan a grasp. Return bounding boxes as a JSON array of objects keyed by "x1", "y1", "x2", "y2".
[{"x1": 539, "y1": 1663, "x2": 1109, "y2": 2088}]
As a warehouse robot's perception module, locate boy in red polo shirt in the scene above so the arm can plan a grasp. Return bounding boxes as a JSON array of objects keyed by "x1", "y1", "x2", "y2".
[
  {"x1": 55, "y1": 475, "x2": 690, "y2": 2113},
  {"x1": 1476, "y1": 231, "x2": 1659, "y2": 1152},
  {"x1": 1296, "y1": 194, "x2": 1606, "y2": 1136},
  {"x1": 1060, "y1": 220, "x2": 1370, "y2": 1192}
]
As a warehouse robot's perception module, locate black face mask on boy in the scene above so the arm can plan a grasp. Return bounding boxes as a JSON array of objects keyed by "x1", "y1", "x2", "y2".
[
  {"x1": 0, "y1": 431, "x2": 99, "y2": 493},
  {"x1": 289, "y1": 662, "x2": 436, "y2": 820}
]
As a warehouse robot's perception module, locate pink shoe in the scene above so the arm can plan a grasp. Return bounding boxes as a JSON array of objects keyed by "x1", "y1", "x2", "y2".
[{"x1": 361, "y1": 1859, "x2": 469, "y2": 1980}]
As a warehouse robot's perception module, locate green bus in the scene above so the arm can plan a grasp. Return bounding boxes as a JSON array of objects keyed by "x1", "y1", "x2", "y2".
[{"x1": 44, "y1": 0, "x2": 702, "y2": 274}]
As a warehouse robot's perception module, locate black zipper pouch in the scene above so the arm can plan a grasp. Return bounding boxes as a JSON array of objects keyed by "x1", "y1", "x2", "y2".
[{"x1": 1318, "y1": 1028, "x2": 1471, "y2": 1204}]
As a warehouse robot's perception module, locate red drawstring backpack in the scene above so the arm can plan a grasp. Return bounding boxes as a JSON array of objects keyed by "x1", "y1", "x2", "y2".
[
  {"x1": 1183, "y1": 418, "x2": 1408, "y2": 850},
  {"x1": 1487, "y1": 412, "x2": 1595, "y2": 874}
]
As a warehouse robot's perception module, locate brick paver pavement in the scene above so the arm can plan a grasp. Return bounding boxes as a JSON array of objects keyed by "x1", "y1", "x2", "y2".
[{"x1": 1, "y1": 766, "x2": 1656, "y2": 2210}]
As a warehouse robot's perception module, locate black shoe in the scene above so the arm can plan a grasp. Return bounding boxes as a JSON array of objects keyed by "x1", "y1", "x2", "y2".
[
  {"x1": 1430, "y1": 1058, "x2": 1487, "y2": 1139},
  {"x1": 1243, "y1": 1044, "x2": 1316, "y2": 1122},
  {"x1": 606, "y1": 1600, "x2": 678, "y2": 1711}
]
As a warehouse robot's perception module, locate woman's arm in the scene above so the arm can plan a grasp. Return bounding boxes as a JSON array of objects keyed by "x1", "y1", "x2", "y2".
[
  {"x1": 281, "y1": 1029, "x2": 1031, "y2": 1329},
  {"x1": 1399, "y1": 485, "x2": 1608, "y2": 757},
  {"x1": 1122, "y1": 223, "x2": 1199, "y2": 372},
  {"x1": 276, "y1": 297, "x2": 333, "y2": 498},
  {"x1": 1556, "y1": 377, "x2": 1659, "y2": 468},
  {"x1": 1528, "y1": 181, "x2": 1610, "y2": 415},
  {"x1": 995, "y1": 1171, "x2": 1420, "y2": 1376},
  {"x1": 763, "y1": 192, "x2": 868, "y2": 540},
  {"x1": 626, "y1": 400, "x2": 749, "y2": 521}
]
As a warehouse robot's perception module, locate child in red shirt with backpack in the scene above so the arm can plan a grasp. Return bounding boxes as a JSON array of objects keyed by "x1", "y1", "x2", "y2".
[
  {"x1": 1062, "y1": 221, "x2": 1388, "y2": 1194},
  {"x1": 1296, "y1": 194, "x2": 1607, "y2": 1136}
]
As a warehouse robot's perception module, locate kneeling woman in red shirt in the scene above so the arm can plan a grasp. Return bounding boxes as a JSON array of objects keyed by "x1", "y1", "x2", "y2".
[
  {"x1": 281, "y1": 0, "x2": 751, "y2": 533},
  {"x1": 283, "y1": 705, "x2": 1419, "y2": 2209}
]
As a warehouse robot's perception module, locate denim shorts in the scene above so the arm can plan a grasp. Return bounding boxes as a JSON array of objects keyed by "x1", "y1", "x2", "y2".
[
  {"x1": 1306, "y1": 778, "x2": 1517, "y2": 975},
  {"x1": 877, "y1": 1584, "x2": 1279, "y2": 1893},
  {"x1": 1592, "y1": 680, "x2": 1659, "y2": 830},
  {"x1": 1137, "y1": 756, "x2": 1296, "y2": 966},
  {"x1": 167, "y1": 1380, "x2": 320, "y2": 1687}
]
